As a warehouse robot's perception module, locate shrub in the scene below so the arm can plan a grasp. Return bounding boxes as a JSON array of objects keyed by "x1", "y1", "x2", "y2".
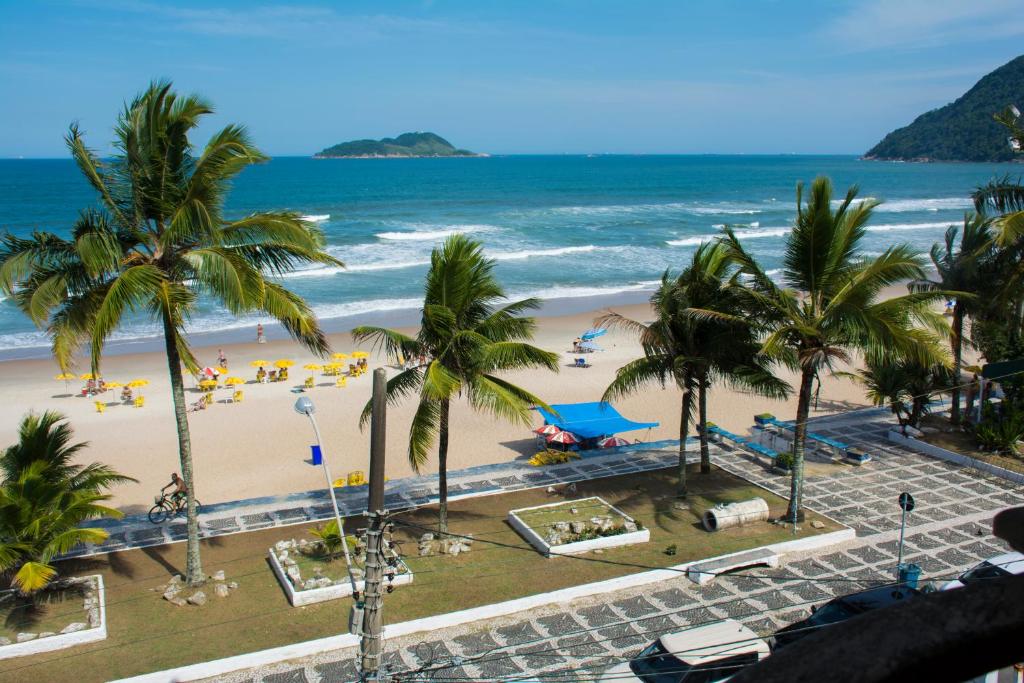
[
  {"x1": 528, "y1": 449, "x2": 581, "y2": 466},
  {"x1": 774, "y1": 450, "x2": 795, "y2": 470},
  {"x1": 973, "y1": 405, "x2": 1024, "y2": 456}
]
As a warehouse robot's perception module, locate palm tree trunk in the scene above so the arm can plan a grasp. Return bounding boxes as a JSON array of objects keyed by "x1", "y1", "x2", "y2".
[
  {"x1": 677, "y1": 388, "x2": 692, "y2": 499},
  {"x1": 160, "y1": 311, "x2": 204, "y2": 586},
  {"x1": 698, "y1": 371, "x2": 710, "y2": 474},
  {"x1": 950, "y1": 305, "x2": 964, "y2": 424},
  {"x1": 786, "y1": 367, "x2": 814, "y2": 523},
  {"x1": 437, "y1": 398, "x2": 450, "y2": 534}
]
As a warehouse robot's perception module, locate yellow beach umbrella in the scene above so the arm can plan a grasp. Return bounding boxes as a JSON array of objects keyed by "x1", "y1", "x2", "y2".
[
  {"x1": 274, "y1": 359, "x2": 295, "y2": 369},
  {"x1": 250, "y1": 359, "x2": 270, "y2": 368},
  {"x1": 79, "y1": 373, "x2": 97, "y2": 380},
  {"x1": 331, "y1": 352, "x2": 349, "y2": 360},
  {"x1": 54, "y1": 372, "x2": 76, "y2": 391},
  {"x1": 303, "y1": 363, "x2": 322, "y2": 374},
  {"x1": 105, "y1": 381, "x2": 123, "y2": 389},
  {"x1": 224, "y1": 376, "x2": 244, "y2": 386},
  {"x1": 351, "y1": 351, "x2": 369, "y2": 359}
]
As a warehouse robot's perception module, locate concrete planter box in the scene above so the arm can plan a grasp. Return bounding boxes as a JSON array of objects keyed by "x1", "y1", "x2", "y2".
[
  {"x1": 268, "y1": 548, "x2": 413, "y2": 607},
  {"x1": 508, "y1": 497, "x2": 650, "y2": 557},
  {"x1": 888, "y1": 429, "x2": 1024, "y2": 485},
  {"x1": 0, "y1": 575, "x2": 107, "y2": 660}
]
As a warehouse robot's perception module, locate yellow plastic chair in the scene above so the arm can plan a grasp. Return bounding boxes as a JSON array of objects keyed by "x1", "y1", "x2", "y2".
[
  {"x1": 134, "y1": 396, "x2": 145, "y2": 408},
  {"x1": 336, "y1": 377, "x2": 347, "y2": 388},
  {"x1": 304, "y1": 376, "x2": 314, "y2": 389},
  {"x1": 232, "y1": 390, "x2": 243, "y2": 403},
  {"x1": 94, "y1": 401, "x2": 105, "y2": 414},
  {"x1": 347, "y1": 470, "x2": 366, "y2": 487},
  {"x1": 203, "y1": 393, "x2": 213, "y2": 407}
]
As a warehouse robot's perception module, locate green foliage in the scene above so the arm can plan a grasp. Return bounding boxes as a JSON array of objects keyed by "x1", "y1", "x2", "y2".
[
  {"x1": 774, "y1": 450, "x2": 795, "y2": 471},
  {"x1": 845, "y1": 354, "x2": 951, "y2": 429},
  {"x1": 972, "y1": 404, "x2": 1024, "y2": 456},
  {"x1": 307, "y1": 521, "x2": 358, "y2": 562},
  {"x1": 865, "y1": 55, "x2": 1024, "y2": 161},
  {"x1": 0, "y1": 412, "x2": 134, "y2": 593},
  {"x1": 316, "y1": 132, "x2": 477, "y2": 158}
]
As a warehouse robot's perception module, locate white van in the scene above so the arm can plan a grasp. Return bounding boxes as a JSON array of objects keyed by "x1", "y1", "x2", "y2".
[{"x1": 599, "y1": 619, "x2": 769, "y2": 683}]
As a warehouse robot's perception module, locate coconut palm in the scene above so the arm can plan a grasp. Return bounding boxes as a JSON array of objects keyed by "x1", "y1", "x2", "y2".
[
  {"x1": 601, "y1": 242, "x2": 788, "y2": 497},
  {"x1": 721, "y1": 177, "x2": 949, "y2": 520},
  {"x1": 0, "y1": 82, "x2": 339, "y2": 585},
  {"x1": 0, "y1": 412, "x2": 133, "y2": 593},
  {"x1": 842, "y1": 354, "x2": 950, "y2": 433},
  {"x1": 352, "y1": 235, "x2": 559, "y2": 533},
  {"x1": 910, "y1": 215, "x2": 992, "y2": 423}
]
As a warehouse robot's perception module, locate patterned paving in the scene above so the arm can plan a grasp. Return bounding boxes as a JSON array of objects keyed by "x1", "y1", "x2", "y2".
[{"x1": 213, "y1": 407, "x2": 1024, "y2": 682}]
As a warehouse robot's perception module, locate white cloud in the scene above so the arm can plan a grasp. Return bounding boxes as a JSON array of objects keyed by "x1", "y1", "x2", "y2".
[{"x1": 822, "y1": 0, "x2": 1024, "y2": 51}]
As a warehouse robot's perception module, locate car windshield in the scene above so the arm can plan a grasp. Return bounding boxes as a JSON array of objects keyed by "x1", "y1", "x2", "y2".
[
  {"x1": 959, "y1": 561, "x2": 1011, "y2": 585},
  {"x1": 630, "y1": 641, "x2": 690, "y2": 683},
  {"x1": 810, "y1": 601, "x2": 859, "y2": 626}
]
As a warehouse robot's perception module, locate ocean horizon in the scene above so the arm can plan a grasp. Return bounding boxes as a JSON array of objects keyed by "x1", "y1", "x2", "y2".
[{"x1": 0, "y1": 154, "x2": 1012, "y2": 359}]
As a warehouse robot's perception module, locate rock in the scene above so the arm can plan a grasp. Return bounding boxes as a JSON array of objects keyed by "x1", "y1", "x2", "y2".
[
  {"x1": 312, "y1": 566, "x2": 324, "y2": 576},
  {"x1": 162, "y1": 589, "x2": 181, "y2": 602},
  {"x1": 214, "y1": 583, "x2": 230, "y2": 598},
  {"x1": 61, "y1": 622, "x2": 87, "y2": 634},
  {"x1": 228, "y1": 581, "x2": 239, "y2": 590},
  {"x1": 38, "y1": 632, "x2": 55, "y2": 638},
  {"x1": 169, "y1": 596, "x2": 188, "y2": 607},
  {"x1": 594, "y1": 549, "x2": 604, "y2": 554},
  {"x1": 303, "y1": 578, "x2": 318, "y2": 590},
  {"x1": 570, "y1": 507, "x2": 578, "y2": 515},
  {"x1": 623, "y1": 520, "x2": 638, "y2": 533},
  {"x1": 589, "y1": 516, "x2": 602, "y2": 526},
  {"x1": 420, "y1": 532, "x2": 435, "y2": 542},
  {"x1": 447, "y1": 543, "x2": 462, "y2": 556},
  {"x1": 554, "y1": 521, "x2": 570, "y2": 533},
  {"x1": 283, "y1": 557, "x2": 297, "y2": 567},
  {"x1": 0, "y1": 637, "x2": 9, "y2": 646},
  {"x1": 88, "y1": 607, "x2": 100, "y2": 625},
  {"x1": 274, "y1": 540, "x2": 290, "y2": 552},
  {"x1": 16, "y1": 633, "x2": 37, "y2": 643},
  {"x1": 298, "y1": 538, "x2": 310, "y2": 549},
  {"x1": 810, "y1": 520, "x2": 826, "y2": 529},
  {"x1": 168, "y1": 574, "x2": 183, "y2": 585},
  {"x1": 316, "y1": 577, "x2": 332, "y2": 588},
  {"x1": 286, "y1": 566, "x2": 301, "y2": 582},
  {"x1": 278, "y1": 549, "x2": 289, "y2": 560},
  {"x1": 419, "y1": 545, "x2": 432, "y2": 557},
  {"x1": 187, "y1": 591, "x2": 207, "y2": 606},
  {"x1": 570, "y1": 521, "x2": 585, "y2": 534}
]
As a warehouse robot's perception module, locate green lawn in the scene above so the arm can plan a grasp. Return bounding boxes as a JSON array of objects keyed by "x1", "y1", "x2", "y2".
[
  {"x1": 0, "y1": 583, "x2": 88, "y2": 641},
  {"x1": 0, "y1": 463, "x2": 842, "y2": 683}
]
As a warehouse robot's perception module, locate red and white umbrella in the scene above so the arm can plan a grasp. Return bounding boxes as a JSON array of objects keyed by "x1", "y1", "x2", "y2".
[
  {"x1": 547, "y1": 430, "x2": 580, "y2": 445},
  {"x1": 201, "y1": 367, "x2": 219, "y2": 378},
  {"x1": 598, "y1": 436, "x2": 631, "y2": 448},
  {"x1": 534, "y1": 424, "x2": 562, "y2": 436}
]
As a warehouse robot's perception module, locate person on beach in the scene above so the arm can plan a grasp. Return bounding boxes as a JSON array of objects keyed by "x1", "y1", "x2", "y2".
[
  {"x1": 218, "y1": 348, "x2": 227, "y2": 369},
  {"x1": 573, "y1": 337, "x2": 582, "y2": 352},
  {"x1": 162, "y1": 472, "x2": 188, "y2": 504},
  {"x1": 256, "y1": 367, "x2": 267, "y2": 383},
  {"x1": 121, "y1": 386, "x2": 133, "y2": 402},
  {"x1": 256, "y1": 323, "x2": 266, "y2": 344}
]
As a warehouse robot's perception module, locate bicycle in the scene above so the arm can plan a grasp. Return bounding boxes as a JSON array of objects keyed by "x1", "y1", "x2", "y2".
[{"x1": 148, "y1": 492, "x2": 203, "y2": 524}]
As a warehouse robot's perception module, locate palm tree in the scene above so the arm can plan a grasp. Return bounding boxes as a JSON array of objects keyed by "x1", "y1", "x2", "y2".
[
  {"x1": 0, "y1": 412, "x2": 133, "y2": 593},
  {"x1": 910, "y1": 215, "x2": 991, "y2": 423},
  {"x1": 721, "y1": 177, "x2": 948, "y2": 520},
  {"x1": 0, "y1": 82, "x2": 339, "y2": 585},
  {"x1": 601, "y1": 242, "x2": 788, "y2": 497},
  {"x1": 842, "y1": 354, "x2": 949, "y2": 433},
  {"x1": 352, "y1": 235, "x2": 558, "y2": 533}
]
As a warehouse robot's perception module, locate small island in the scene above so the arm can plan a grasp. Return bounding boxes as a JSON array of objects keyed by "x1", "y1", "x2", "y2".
[{"x1": 314, "y1": 132, "x2": 484, "y2": 158}]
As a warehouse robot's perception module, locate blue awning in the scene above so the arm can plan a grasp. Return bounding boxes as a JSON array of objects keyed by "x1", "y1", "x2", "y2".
[{"x1": 536, "y1": 401, "x2": 659, "y2": 439}]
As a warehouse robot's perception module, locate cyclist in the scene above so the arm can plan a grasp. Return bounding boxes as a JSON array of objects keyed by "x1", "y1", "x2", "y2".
[{"x1": 161, "y1": 472, "x2": 188, "y2": 507}]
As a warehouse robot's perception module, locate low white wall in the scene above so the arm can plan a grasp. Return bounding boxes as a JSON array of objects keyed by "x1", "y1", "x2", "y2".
[
  {"x1": 887, "y1": 430, "x2": 1024, "y2": 485},
  {"x1": 269, "y1": 550, "x2": 413, "y2": 607},
  {"x1": 115, "y1": 526, "x2": 853, "y2": 683},
  {"x1": 507, "y1": 496, "x2": 650, "y2": 557},
  {"x1": 0, "y1": 575, "x2": 107, "y2": 660}
]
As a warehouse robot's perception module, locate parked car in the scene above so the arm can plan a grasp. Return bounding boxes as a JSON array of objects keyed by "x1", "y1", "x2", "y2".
[
  {"x1": 770, "y1": 583, "x2": 920, "y2": 650},
  {"x1": 942, "y1": 551, "x2": 1024, "y2": 591},
  {"x1": 599, "y1": 619, "x2": 769, "y2": 683}
]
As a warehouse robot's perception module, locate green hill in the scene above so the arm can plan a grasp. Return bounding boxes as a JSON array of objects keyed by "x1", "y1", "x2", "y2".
[
  {"x1": 314, "y1": 132, "x2": 480, "y2": 158},
  {"x1": 865, "y1": 55, "x2": 1024, "y2": 162}
]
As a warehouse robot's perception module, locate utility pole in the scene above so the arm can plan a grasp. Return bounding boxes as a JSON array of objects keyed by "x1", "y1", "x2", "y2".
[{"x1": 361, "y1": 368, "x2": 388, "y2": 681}]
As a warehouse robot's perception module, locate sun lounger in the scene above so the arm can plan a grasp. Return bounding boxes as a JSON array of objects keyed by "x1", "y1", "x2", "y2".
[
  {"x1": 573, "y1": 358, "x2": 591, "y2": 368},
  {"x1": 134, "y1": 396, "x2": 145, "y2": 408},
  {"x1": 336, "y1": 377, "x2": 347, "y2": 388},
  {"x1": 230, "y1": 390, "x2": 243, "y2": 403},
  {"x1": 94, "y1": 401, "x2": 105, "y2": 414},
  {"x1": 304, "y1": 376, "x2": 314, "y2": 388}
]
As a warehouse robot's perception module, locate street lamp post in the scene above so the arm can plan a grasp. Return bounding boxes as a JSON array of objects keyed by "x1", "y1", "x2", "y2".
[{"x1": 294, "y1": 396, "x2": 359, "y2": 596}]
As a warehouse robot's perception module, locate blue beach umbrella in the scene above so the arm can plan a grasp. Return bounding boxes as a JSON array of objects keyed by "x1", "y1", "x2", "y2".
[{"x1": 581, "y1": 328, "x2": 607, "y2": 341}]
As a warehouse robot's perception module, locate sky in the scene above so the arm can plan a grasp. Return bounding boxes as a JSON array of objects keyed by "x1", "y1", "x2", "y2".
[{"x1": 1, "y1": 0, "x2": 1023, "y2": 157}]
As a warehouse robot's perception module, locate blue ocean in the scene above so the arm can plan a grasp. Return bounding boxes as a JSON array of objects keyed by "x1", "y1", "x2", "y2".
[{"x1": 0, "y1": 155, "x2": 1011, "y2": 356}]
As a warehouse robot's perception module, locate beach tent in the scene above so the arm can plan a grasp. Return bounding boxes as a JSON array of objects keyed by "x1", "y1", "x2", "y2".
[
  {"x1": 579, "y1": 341, "x2": 603, "y2": 352},
  {"x1": 580, "y1": 328, "x2": 607, "y2": 341},
  {"x1": 535, "y1": 401, "x2": 658, "y2": 439}
]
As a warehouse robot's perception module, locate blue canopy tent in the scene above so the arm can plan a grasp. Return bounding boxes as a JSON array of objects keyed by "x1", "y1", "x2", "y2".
[{"x1": 536, "y1": 401, "x2": 659, "y2": 440}]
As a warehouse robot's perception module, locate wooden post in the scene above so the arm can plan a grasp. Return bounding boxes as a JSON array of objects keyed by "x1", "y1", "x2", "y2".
[{"x1": 361, "y1": 368, "x2": 388, "y2": 680}]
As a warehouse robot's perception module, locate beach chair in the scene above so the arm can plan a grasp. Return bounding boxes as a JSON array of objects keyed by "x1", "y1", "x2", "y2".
[
  {"x1": 94, "y1": 401, "x2": 105, "y2": 414},
  {"x1": 202, "y1": 393, "x2": 213, "y2": 407},
  {"x1": 574, "y1": 358, "x2": 590, "y2": 368},
  {"x1": 336, "y1": 377, "x2": 347, "y2": 388},
  {"x1": 279, "y1": 369, "x2": 289, "y2": 381},
  {"x1": 231, "y1": 390, "x2": 243, "y2": 403},
  {"x1": 304, "y1": 376, "x2": 314, "y2": 389},
  {"x1": 134, "y1": 396, "x2": 145, "y2": 408},
  {"x1": 347, "y1": 470, "x2": 366, "y2": 487}
]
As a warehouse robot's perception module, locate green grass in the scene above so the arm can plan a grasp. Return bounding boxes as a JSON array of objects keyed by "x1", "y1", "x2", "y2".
[{"x1": 1, "y1": 463, "x2": 842, "y2": 682}]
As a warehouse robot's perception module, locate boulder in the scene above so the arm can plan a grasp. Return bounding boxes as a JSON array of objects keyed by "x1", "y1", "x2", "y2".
[
  {"x1": 570, "y1": 507, "x2": 578, "y2": 515},
  {"x1": 623, "y1": 520, "x2": 638, "y2": 533},
  {"x1": 214, "y1": 583, "x2": 230, "y2": 598},
  {"x1": 169, "y1": 574, "x2": 183, "y2": 585},
  {"x1": 187, "y1": 591, "x2": 207, "y2": 606},
  {"x1": 38, "y1": 632, "x2": 55, "y2": 638},
  {"x1": 0, "y1": 636, "x2": 10, "y2": 646},
  {"x1": 810, "y1": 520, "x2": 826, "y2": 529},
  {"x1": 88, "y1": 607, "x2": 99, "y2": 625},
  {"x1": 312, "y1": 566, "x2": 324, "y2": 576},
  {"x1": 420, "y1": 532, "x2": 434, "y2": 543},
  {"x1": 211, "y1": 569, "x2": 225, "y2": 582},
  {"x1": 554, "y1": 521, "x2": 570, "y2": 533},
  {"x1": 274, "y1": 540, "x2": 291, "y2": 552},
  {"x1": 418, "y1": 544, "x2": 432, "y2": 557},
  {"x1": 162, "y1": 589, "x2": 181, "y2": 602},
  {"x1": 316, "y1": 577, "x2": 332, "y2": 588},
  {"x1": 61, "y1": 622, "x2": 87, "y2": 634},
  {"x1": 283, "y1": 557, "x2": 297, "y2": 568},
  {"x1": 168, "y1": 596, "x2": 188, "y2": 607},
  {"x1": 16, "y1": 633, "x2": 37, "y2": 643},
  {"x1": 302, "y1": 579, "x2": 318, "y2": 590},
  {"x1": 286, "y1": 566, "x2": 301, "y2": 582},
  {"x1": 228, "y1": 581, "x2": 239, "y2": 590},
  {"x1": 570, "y1": 521, "x2": 585, "y2": 534},
  {"x1": 447, "y1": 543, "x2": 462, "y2": 556}
]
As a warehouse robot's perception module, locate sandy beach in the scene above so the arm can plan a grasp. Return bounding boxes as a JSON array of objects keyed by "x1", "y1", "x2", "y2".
[{"x1": 0, "y1": 291, "x2": 891, "y2": 513}]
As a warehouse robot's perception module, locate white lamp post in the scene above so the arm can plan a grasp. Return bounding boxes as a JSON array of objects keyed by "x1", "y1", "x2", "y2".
[{"x1": 294, "y1": 396, "x2": 359, "y2": 595}]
